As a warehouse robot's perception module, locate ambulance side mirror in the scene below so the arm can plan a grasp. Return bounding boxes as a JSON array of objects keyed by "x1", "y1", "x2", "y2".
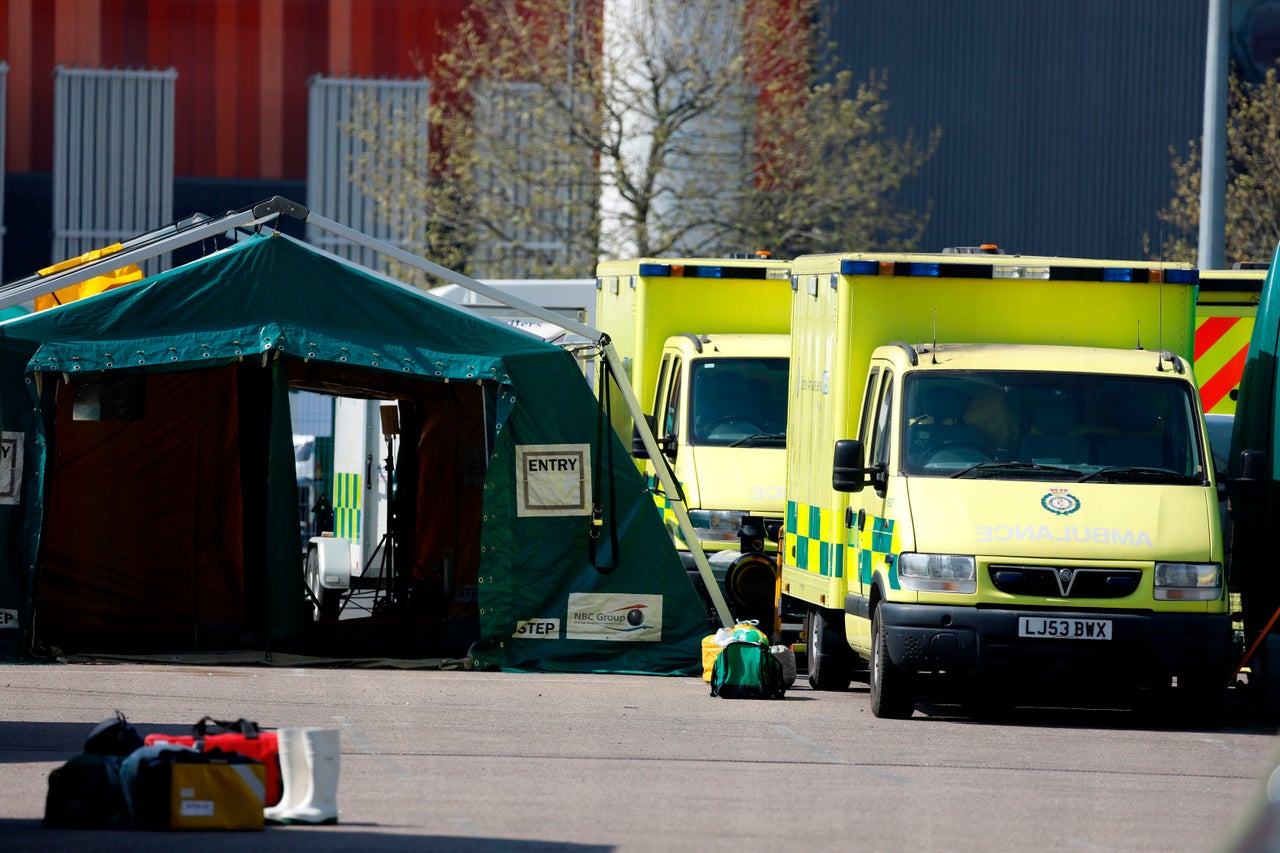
[
  {"x1": 630, "y1": 418, "x2": 651, "y2": 459},
  {"x1": 832, "y1": 439, "x2": 881, "y2": 493},
  {"x1": 631, "y1": 415, "x2": 675, "y2": 460}
]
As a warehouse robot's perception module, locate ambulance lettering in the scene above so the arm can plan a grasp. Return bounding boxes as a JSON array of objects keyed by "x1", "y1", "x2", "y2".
[{"x1": 975, "y1": 525, "x2": 1154, "y2": 548}]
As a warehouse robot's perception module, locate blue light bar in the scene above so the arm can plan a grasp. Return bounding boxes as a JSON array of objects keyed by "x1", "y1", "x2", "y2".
[
  {"x1": 907, "y1": 262, "x2": 940, "y2": 277},
  {"x1": 1165, "y1": 269, "x2": 1200, "y2": 284},
  {"x1": 1102, "y1": 267, "x2": 1134, "y2": 282},
  {"x1": 840, "y1": 260, "x2": 880, "y2": 276},
  {"x1": 638, "y1": 263, "x2": 671, "y2": 277},
  {"x1": 694, "y1": 266, "x2": 726, "y2": 278}
]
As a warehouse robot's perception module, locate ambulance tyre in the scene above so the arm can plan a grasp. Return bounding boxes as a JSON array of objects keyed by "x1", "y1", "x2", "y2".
[
  {"x1": 870, "y1": 604, "x2": 916, "y2": 719},
  {"x1": 806, "y1": 607, "x2": 854, "y2": 691}
]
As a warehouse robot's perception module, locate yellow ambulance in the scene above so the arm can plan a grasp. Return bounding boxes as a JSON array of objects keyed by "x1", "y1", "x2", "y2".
[
  {"x1": 782, "y1": 250, "x2": 1231, "y2": 718},
  {"x1": 596, "y1": 256, "x2": 791, "y2": 628}
]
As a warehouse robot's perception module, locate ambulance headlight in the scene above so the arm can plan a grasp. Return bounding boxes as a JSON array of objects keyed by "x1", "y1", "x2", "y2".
[
  {"x1": 687, "y1": 510, "x2": 744, "y2": 544},
  {"x1": 1153, "y1": 562, "x2": 1222, "y2": 601},
  {"x1": 897, "y1": 553, "x2": 976, "y2": 593}
]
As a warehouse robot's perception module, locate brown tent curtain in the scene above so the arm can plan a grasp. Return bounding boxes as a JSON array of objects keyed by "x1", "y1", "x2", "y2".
[{"x1": 35, "y1": 367, "x2": 247, "y2": 651}]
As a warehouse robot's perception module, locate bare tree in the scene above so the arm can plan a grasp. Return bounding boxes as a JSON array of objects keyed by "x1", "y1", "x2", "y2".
[
  {"x1": 1151, "y1": 65, "x2": 1280, "y2": 266},
  {"x1": 348, "y1": 0, "x2": 938, "y2": 277}
]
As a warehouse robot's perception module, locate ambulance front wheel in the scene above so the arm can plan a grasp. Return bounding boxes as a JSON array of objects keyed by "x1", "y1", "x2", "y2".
[
  {"x1": 870, "y1": 605, "x2": 916, "y2": 719},
  {"x1": 806, "y1": 607, "x2": 854, "y2": 691}
]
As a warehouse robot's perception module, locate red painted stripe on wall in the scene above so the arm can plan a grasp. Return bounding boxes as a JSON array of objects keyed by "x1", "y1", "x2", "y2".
[
  {"x1": 236, "y1": 0, "x2": 262, "y2": 179},
  {"x1": 259, "y1": 0, "x2": 284, "y2": 179},
  {"x1": 328, "y1": 0, "x2": 352, "y2": 74},
  {"x1": 188, "y1": 0, "x2": 216, "y2": 176},
  {"x1": 4, "y1": 0, "x2": 34, "y2": 171},
  {"x1": 350, "y1": 0, "x2": 374, "y2": 74},
  {"x1": 213, "y1": 0, "x2": 238, "y2": 177}
]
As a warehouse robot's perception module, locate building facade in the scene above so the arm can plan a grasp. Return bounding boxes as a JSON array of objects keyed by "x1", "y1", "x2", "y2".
[{"x1": 3, "y1": 1, "x2": 1280, "y2": 281}]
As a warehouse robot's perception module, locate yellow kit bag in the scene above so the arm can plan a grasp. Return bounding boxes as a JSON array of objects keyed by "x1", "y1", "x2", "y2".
[{"x1": 169, "y1": 759, "x2": 267, "y2": 830}]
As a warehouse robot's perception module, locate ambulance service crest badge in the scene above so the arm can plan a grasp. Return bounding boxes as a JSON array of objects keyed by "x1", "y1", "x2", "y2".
[{"x1": 1041, "y1": 488, "x2": 1081, "y2": 516}]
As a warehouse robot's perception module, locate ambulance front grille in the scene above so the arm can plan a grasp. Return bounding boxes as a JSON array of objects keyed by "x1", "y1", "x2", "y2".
[{"x1": 987, "y1": 565, "x2": 1142, "y2": 599}]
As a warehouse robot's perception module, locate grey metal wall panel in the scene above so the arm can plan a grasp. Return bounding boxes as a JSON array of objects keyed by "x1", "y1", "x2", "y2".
[
  {"x1": 470, "y1": 81, "x2": 584, "y2": 278},
  {"x1": 306, "y1": 76, "x2": 430, "y2": 272},
  {"x1": 51, "y1": 66, "x2": 175, "y2": 274},
  {"x1": 820, "y1": 0, "x2": 1207, "y2": 260}
]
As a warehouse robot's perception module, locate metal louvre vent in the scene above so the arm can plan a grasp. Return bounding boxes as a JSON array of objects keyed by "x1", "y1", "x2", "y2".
[
  {"x1": 988, "y1": 565, "x2": 1142, "y2": 599},
  {"x1": 52, "y1": 66, "x2": 176, "y2": 276},
  {"x1": 306, "y1": 75, "x2": 430, "y2": 273}
]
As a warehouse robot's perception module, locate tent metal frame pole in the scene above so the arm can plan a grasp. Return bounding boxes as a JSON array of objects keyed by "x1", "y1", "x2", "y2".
[{"x1": 0, "y1": 207, "x2": 280, "y2": 312}]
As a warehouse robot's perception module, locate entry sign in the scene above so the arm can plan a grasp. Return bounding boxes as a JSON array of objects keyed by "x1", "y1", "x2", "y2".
[
  {"x1": 0, "y1": 432, "x2": 22, "y2": 506},
  {"x1": 516, "y1": 444, "x2": 592, "y2": 517}
]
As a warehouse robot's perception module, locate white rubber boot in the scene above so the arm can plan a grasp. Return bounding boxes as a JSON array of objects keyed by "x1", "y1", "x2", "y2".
[
  {"x1": 263, "y1": 727, "x2": 306, "y2": 823},
  {"x1": 278, "y1": 728, "x2": 340, "y2": 825}
]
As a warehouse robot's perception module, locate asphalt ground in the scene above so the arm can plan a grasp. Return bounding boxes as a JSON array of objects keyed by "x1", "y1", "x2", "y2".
[{"x1": 1, "y1": 659, "x2": 1277, "y2": 852}]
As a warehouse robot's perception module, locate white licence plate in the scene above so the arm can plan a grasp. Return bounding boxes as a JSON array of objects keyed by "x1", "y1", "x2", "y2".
[{"x1": 1018, "y1": 617, "x2": 1112, "y2": 640}]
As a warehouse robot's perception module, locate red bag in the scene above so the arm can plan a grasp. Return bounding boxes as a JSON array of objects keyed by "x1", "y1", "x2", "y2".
[{"x1": 144, "y1": 717, "x2": 282, "y2": 807}]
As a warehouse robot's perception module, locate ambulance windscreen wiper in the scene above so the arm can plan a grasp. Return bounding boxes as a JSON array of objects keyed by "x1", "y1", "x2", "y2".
[
  {"x1": 949, "y1": 461, "x2": 1079, "y2": 479},
  {"x1": 729, "y1": 432, "x2": 786, "y2": 448},
  {"x1": 1076, "y1": 466, "x2": 1203, "y2": 484}
]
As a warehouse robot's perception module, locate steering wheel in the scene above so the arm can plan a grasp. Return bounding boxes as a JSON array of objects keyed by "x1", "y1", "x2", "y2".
[
  {"x1": 921, "y1": 443, "x2": 990, "y2": 465},
  {"x1": 707, "y1": 417, "x2": 765, "y2": 436}
]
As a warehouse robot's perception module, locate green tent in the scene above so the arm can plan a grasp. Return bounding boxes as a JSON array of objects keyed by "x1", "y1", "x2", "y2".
[{"x1": 0, "y1": 232, "x2": 709, "y2": 674}]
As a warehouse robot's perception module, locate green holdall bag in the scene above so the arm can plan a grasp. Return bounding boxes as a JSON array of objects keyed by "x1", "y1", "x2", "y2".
[{"x1": 710, "y1": 640, "x2": 786, "y2": 699}]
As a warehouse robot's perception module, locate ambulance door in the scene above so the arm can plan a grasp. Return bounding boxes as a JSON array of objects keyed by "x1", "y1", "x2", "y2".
[{"x1": 845, "y1": 364, "x2": 893, "y2": 653}]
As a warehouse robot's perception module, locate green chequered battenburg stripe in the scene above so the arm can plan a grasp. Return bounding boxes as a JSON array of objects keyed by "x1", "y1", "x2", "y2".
[
  {"x1": 871, "y1": 515, "x2": 895, "y2": 553},
  {"x1": 788, "y1": 501, "x2": 841, "y2": 577},
  {"x1": 859, "y1": 515, "x2": 898, "y2": 588},
  {"x1": 332, "y1": 473, "x2": 362, "y2": 539}
]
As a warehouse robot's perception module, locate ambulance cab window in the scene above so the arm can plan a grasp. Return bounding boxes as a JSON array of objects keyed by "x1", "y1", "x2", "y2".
[
  {"x1": 858, "y1": 367, "x2": 882, "y2": 445},
  {"x1": 869, "y1": 373, "x2": 894, "y2": 469},
  {"x1": 652, "y1": 354, "x2": 671, "y2": 416},
  {"x1": 662, "y1": 357, "x2": 683, "y2": 439}
]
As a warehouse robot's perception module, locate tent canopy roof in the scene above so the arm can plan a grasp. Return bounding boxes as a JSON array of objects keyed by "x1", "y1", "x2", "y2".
[{"x1": 0, "y1": 234, "x2": 558, "y2": 381}]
